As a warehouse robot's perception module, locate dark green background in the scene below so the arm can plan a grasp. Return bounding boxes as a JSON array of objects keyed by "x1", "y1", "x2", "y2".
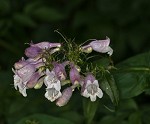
[{"x1": 0, "y1": 0, "x2": 150, "y2": 124}]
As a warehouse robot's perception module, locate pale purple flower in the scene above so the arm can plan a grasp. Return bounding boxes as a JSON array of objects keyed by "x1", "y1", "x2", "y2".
[
  {"x1": 69, "y1": 64, "x2": 81, "y2": 85},
  {"x1": 30, "y1": 42, "x2": 61, "y2": 49},
  {"x1": 52, "y1": 62, "x2": 67, "y2": 81},
  {"x1": 56, "y1": 87, "x2": 73, "y2": 107},
  {"x1": 26, "y1": 72, "x2": 42, "y2": 88},
  {"x1": 82, "y1": 74, "x2": 103, "y2": 102},
  {"x1": 81, "y1": 37, "x2": 113, "y2": 56},
  {"x1": 25, "y1": 42, "x2": 61, "y2": 58},
  {"x1": 12, "y1": 57, "x2": 44, "y2": 96},
  {"x1": 25, "y1": 46, "x2": 42, "y2": 58}
]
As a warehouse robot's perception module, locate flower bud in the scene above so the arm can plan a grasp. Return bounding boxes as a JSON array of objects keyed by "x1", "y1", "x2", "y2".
[
  {"x1": 50, "y1": 48, "x2": 60, "y2": 54},
  {"x1": 34, "y1": 77, "x2": 44, "y2": 89},
  {"x1": 26, "y1": 72, "x2": 41, "y2": 88},
  {"x1": 81, "y1": 45, "x2": 92, "y2": 53},
  {"x1": 56, "y1": 87, "x2": 73, "y2": 107},
  {"x1": 69, "y1": 64, "x2": 80, "y2": 85},
  {"x1": 52, "y1": 62, "x2": 67, "y2": 81}
]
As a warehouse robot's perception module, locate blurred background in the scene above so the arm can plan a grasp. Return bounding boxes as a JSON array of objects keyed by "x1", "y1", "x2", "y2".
[{"x1": 0, "y1": 0, "x2": 150, "y2": 124}]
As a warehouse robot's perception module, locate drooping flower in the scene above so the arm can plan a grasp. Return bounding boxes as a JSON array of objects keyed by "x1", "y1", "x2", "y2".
[
  {"x1": 45, "y1": 87, "x2": 62, "y2": 102},
  {"x1": 44, "y1": 69, "x2": 62, "y2": 102},
  {"x1": 82, "y1": 74, "x2": 103, "y2": 102},
  {"x1": 12, "y1": 57, "x2": 44, "y2": 96},
  {"x1": 81, "y1": 37, "x2": 113, "y2": 56},
  {"x1": 52, "y1": 62, "x2": 67, "y2": 81},
  {"x1": 26, "y1": 72, "x2": 42, "y2": 88},
  {"x1": 69, "y1": 63, "x2": 81, "y2": 85},
  {"x1": 44, "y1": 69, "x2": 61, "y2": 89},
  {"x1": 13, "y1": 74, "x2": 27, "y2": 97},
  {"x1": 56, "y1": 87, "x2": 73, "y2": 107}
]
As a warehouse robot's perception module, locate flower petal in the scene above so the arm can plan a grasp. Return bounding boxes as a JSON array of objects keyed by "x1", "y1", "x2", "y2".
[
  {"x1": 93, "y1": 80, "x2": 99, "y2": 87},
  {"x1": 90, "y1": 94, "x2": 96, "y2": 102},
  {"x1": 96, "y1": 88, "x2": 103, "y2": 98},
  {"x1": 82, "y1": 89, "x2": 90, "y2": 98}
]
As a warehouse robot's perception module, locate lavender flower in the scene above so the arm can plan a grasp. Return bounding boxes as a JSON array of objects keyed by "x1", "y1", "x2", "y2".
[
  {"x1": 82, "y1": 74, "x2": 103, "y2": 102},
  {"x1": 81, "y1": 37, "x2": 113, "y2": 56},
  {"x1": 30, "y1": 42, "x2": 61, "y2": 49},
  {"x1": 25, "y1": 42, "x2": 61, "y2": 58},
  {"x1": 69, "y1": 64, "x2": 81, "y2": 85},
  {"x1": 26, "y1": 72, "x2": 42, "y2": 88},
  {"x1": 52, "y1": 62, "x2": 67, "y2": 81},
  {"x1": 25, "y1": 46, "x2": 42, "y2": 58},
  {"x1": 12, "y1": 57, "x2": 44, "y2": 96},
  {"x1": 56, "y1": 87, "x2": 73, "y2": 107}
]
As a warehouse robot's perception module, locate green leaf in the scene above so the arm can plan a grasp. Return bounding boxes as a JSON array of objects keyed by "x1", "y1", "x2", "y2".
[
  {"x1": 83, "y1": 98, "x2": 99, "y2": 124},
  {"x1": 113, "y1": 52, "x2": 150, "y2": 99},
  {"x1": 13, "y1": 13, "x2": 37, "y2": 27},
  {"x1": 16, "y1": 114, "x2": 74, "y2": 124},
  {"x1": 31, "y1": 7, "x2": 65, "y2": 22},
  {"x1": 100, "y1": 71, "x2": 119, "y2": 106}
]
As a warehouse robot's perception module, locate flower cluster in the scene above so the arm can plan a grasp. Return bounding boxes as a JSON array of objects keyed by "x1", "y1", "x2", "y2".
[{"x1": 12, "y1": 36, "x2": 113, "y2": 106}]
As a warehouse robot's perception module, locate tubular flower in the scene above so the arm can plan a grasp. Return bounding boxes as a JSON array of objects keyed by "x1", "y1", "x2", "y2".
[
  {"x1": 44, "y1": 69, "x2": 61, "y2": 89},
  {"x1": 25, "y1": 46, "x2": 42, "y2": 58},
  {"x1": 45, "y1": 87, "x2": 62, "y2": 102},
  {"x1": 52, "y1": 62, "x2": 67, "y2": 81},
  {"x1": 82, "y1": 74, "x2": 103, "y2": 102},
  {"x1": 81, "y1": 37, "x2": 113, "y2": 56},
  {"x1": 44, "y1": 69, "x2": 62, "y2": 102},
  {"x1": 30, "y1": 42, "x2": 61, "y2": 49},
  {"x1": 12, "y1": 57, "x2": 44, "y2": 97},
  {"x1": 69, "y1": 64, "x2": 81, "y2": 85},
  {"x1": 56, "y1": 87, "x2": 73, "y2": 107},
  {"x1": 25, "y1": 42, "x2": 61, "y2": 58}
]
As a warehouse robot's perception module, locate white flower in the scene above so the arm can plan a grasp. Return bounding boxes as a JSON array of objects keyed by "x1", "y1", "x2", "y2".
[
  {"x1": 44, "y1": 69, "x2": 62, "y2": 102},
  {"x1": 14, "y1": 75, "x2": 27, "y2": 97},
  {"x1": 82, "y1": 80, "x2": 103, "y2": 102},
  {"x1": 45, "y1": 87, "x2": 62, "y2": 102},
  {"x1": 44, "y1": 69, "x2": 61, "y2": 90}
]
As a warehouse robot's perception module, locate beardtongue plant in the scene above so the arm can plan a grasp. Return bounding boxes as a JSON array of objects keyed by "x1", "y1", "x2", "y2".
[{"x1": 12, "y1": 31, "x2": 119, "y2": 124}]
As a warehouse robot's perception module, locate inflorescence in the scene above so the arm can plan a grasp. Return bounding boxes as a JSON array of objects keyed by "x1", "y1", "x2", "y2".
[{"x1": 12, "y1": 34, "x2": 113, "y2": 107}]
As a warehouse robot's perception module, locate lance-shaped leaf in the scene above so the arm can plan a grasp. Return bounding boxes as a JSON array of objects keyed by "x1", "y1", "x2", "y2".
[
  {"x1": 113, "y1": 52, "x2": 150, "y2": 99},
  {"x1": 100, "y1": 71, "x2": 119, "y2": 106}
]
